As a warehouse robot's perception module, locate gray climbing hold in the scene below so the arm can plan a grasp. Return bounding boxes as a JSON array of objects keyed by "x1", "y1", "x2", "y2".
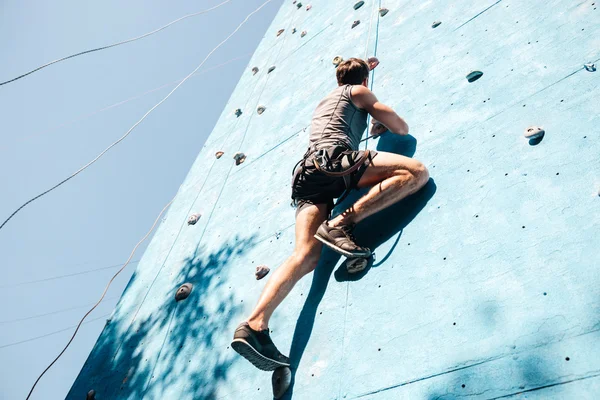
[
  {"x1": 432, "y1": 21, "x2": 442, "y2": 28},
  {"x1": 379, "y1": 8, "x2": 389, "y2": 17},
  {"x1": 584, "y1": 63, "x2": 596, "y2": 72},
  {"x1": 524, "y1": 126, "x2": 545, "y2": 140},
  {"x1": 268, "y1": 66, "x2": 276, "y2": 74},
  {"x1": 86, "y1": 390, "x2": 96, "y2": 400},
  {"x1": 352, "y1": 20, "x2": 361, "y2": 29},
  {"x1": 347, "y1": 257, "x2": 368, "y2": 274},
  {"x1": 257, "y1": 105, "x2": 266, "y2": 115},
  {"x1": 272, "y1": 367, "x2": 292, "y2": 399},
  {"x1": 251, "y1": 67, "x2": 259, "y2": 75},
  {"x1": 466, "y1": 70, "x2": 483, "y2": 82},
  {"x1": 234, "y1": 108, "x2": 242, "y2": 117},
  {"x1": 277, "y1": 29, "x2": 285, "y2": 37},
  {"x1": 255, "y1": 265, "x2": 270, "y2": 280},
  {"x1": 215, "y1": 151, "x2": 224, "y2": 159},
  {"x1": 175, "y1": 283, "x2": 193, "y2": 302},
  {"x1": 187, "y1": 213, "x2": 201, "y2": 225},
  {"x1": 354, "y1": 1, "x2": 365, "y2": 10},
  {"x1": 296, "y1": 2, "x2": 302, "y2": 9},
  {"x1": 332, "y1": 56, "x2": 344, "y2": 67},
  {"x1": 233, "y1": 152, "x2": 247, "y2": 165},
  {"x1": 292, "y1": 27, "x2": 297, "y2": 34},
  {"x1": 301, "y1": 30, "x2": 307, "y2": 38},
  {"x1": 367, "y1": 56, "x2": 379, "y2": 70}
]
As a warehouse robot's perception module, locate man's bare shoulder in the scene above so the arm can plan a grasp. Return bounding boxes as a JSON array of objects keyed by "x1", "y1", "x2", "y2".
[{"x1": 350, "y1": 85, "x2": 376, "y2": 109}]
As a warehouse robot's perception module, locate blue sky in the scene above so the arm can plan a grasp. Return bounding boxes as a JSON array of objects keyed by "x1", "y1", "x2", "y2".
[{"x1": 0, "y1": 1, "x2": 281, "y2": 398}]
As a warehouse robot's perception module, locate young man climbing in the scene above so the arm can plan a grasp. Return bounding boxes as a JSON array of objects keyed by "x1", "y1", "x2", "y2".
[{"x1": 231, "y1": 58, "x2": 429, "y2": 370}]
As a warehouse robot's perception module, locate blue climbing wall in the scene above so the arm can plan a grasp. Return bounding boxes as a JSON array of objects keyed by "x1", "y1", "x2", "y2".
[{"x1": 69, "y1": 0, "x2": 600, "y2": 398}]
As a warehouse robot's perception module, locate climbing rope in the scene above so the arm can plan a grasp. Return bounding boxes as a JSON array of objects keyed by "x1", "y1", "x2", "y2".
[
  {"x1": 0, "y1": 0, "x2": 232, "y2": 87},
  {"x1": 0, "y1": 0, "x2": 275, "y2": 233},
  {"x1": 25, "y1": 197, "x2": 174, "y2": 400},
  {"x1": 363, "y1": 0, "x2": 382, "y2": 149}
]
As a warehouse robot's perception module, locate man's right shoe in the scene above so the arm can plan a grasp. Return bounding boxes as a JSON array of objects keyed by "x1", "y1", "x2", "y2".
[
  {"x1": 231, "y1": 322, "x2": 290, "y2": 371},
  {"x1": 314, "y1": 222, "x2": 371, "y2": 258}
]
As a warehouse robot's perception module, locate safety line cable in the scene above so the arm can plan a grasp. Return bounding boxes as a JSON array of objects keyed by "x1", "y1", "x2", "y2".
[
  {"x1": 0, "y1": 0, "x2": 275, "y2": 233},
  {"x1": 0, "y1": 261, "x2": 139, "y2": 289},
  {"x1": 24, "y1": 197, "x2": 174, "y2": 400},
  {"x1": 0, "y1": 0, "x2": 232, "y2": 87},
  {"x1": 364, "y1": 0, "x2": 378, "y2": 59},
  {"x1": 363, "y1": 0, "x2": 382, "y2": 149}
]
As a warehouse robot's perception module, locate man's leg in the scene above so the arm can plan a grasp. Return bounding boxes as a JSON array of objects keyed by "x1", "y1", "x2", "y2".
[
  {"x1": 330, "y1": 151, "x2": 429, "y2": 226},
  {"x1": 231, "y1": 203, "x2": 328, "y2": 370}
]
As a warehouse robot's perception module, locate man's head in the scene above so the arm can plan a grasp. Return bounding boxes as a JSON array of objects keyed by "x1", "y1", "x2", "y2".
[{"x1": 336, "y1": 58, "x2": 370, "y2": 87}]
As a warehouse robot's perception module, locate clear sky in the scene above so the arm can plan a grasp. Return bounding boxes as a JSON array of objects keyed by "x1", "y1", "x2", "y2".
[{"x1": 0, "y1": 1, "x2": 281, "y2": 398}]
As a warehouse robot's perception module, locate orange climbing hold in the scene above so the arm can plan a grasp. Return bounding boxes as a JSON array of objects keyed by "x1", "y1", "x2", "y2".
[
  {"x1": 255, "y1": 265, "x2": 270, "y2": 280},
  {"x1": 215, "y1": 151, "x2": 224, "y2": 159},
  {"x1": 367, "y1": 57, "x2": 379, "y2": 70},
  {"x1": 277, "y1": 29, "x2": 285, "y2": 37}
]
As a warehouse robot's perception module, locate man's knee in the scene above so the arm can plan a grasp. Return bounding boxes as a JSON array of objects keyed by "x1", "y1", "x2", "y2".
[{"x1": 412, "y1": 161, "x2": 429, "y2": 188}]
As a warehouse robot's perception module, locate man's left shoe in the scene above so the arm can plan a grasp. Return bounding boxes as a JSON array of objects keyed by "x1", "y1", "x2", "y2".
[{"x1": 231, "y1": 322, "x2": 290, "y2": 371}]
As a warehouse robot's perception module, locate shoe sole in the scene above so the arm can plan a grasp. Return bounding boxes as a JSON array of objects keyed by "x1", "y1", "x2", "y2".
[
  {"x1": 314, "y1": 233, "x2": 371, "y2": 258},
  {"x1": 231, "y1": 339, "x2": 290, "y2": 371}
]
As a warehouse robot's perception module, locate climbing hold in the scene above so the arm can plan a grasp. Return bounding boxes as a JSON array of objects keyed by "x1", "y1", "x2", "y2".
[
  {"x1": 466, "y1": 70, "x2": 483, "y2": 82},
  {"x1": 187, "y1": 213, "x2": 201, "y2": 225},
  {"x1": 296, "y1": 2, "x2": 302, "y2": 9},
  {"x1": 257, "y1": 105, "x2": 266, "y2": 115},
  {"x1": 347, "y1": 257, "x2": 368, "y2": 274},
  {"x1": 332, "y1": 56, "x2": 344, "y2": 67},
  {"x1": 292, "y1": 28, "x2": 297, "y2": 34},
  {"x1": 367, "y1": 56, "x2": 380, "y2": 70},
  {"x1": 306, "y1": 4, "x2": 312, "y2": 11},
  {"x1": 352, "y1": 20, "x2": 361, "y2": 29},
  {"x1": 524, "y1": 126, "x2": 545, "y2": 140},
  {"x1": 354, "y1": 1, "x2": 365, "y2": 10},
  {"x1": 233, "y1": 152, "x2": 247, "y2": 165},
  {"x1": 272, "y1": 367, "x2": 292, "y2": 399},
  {"x1": 234, "y1": 108, "x2": 242, "y2": 117},
  {"x1": 584, "y1": 63, "x2": 596, "y2": 72},
  {"x1": 277, "y1": 29, "x2": 285, "y2": 37},
  {"x1": 432, "y1": 21, "x2": 442, "y2": 28},
  {"x1": 175, "y1": 283, "x2": 193, "y2": 302},
  {"x1": 86, "y1": 390, "x2": 96, "y2": 400},
  {"x1": 268, "y1": 66, "x2": 276, "y2": 74},
  {"x1": 255, "y1": 265, "x2": 270, "y2": 280},
  {"x1": 251, "y1": 67, "x2": 259, "y2": 75},
  {"x1": 215, "y1": 151, "x2": 224, "y2": 159},
  {"x1": 379, "y1": 8, "x2": 389, "y2": 17},
  {"x1": 301, "y1": 30, "x2": 307, "y2": 38}
]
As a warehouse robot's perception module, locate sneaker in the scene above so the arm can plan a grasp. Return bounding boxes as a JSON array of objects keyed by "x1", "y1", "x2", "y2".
[
  {"x1": 314, "y1": 222, "x2": 371, "y2": 258},
  {"x1": 231, "y1": 322, "x2": 290, "y2": 371}
]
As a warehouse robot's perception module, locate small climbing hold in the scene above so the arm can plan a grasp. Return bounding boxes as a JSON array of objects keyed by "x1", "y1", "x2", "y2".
[
  {"x1": 234, "y1": 108, "x2": 242, "y2": 117},
  {"x1": 251, "y1": 67, "x2": 259, "y2": 75},
  {"x1": 306, "y1": 4, "x2": 312, "y2": 11},
  {"x1": 187, "y1": 213, "x2": 201, "y2": 225},
  {"x1": 268, "y1": 66, "x2": 276, "y2": 74},
  {"x1": 354, "y1": 1, "x2": 365, "y2": 10},
  {"x1": 296, "y1": 2, "x2": 302, "y2": 9},
  {"x1": 292, "y1": 27, "x2": 297, "y2": 34},
  {"x1": 277, "y1": 29, "x2": 285, "y2": 37},
  {"x1": 584, "y1": 63, "x2": 596, "y2": 72},
  {"x1": 175, "y1": 283, "x2": 193, "y2": 302},
  {"x1": 352, "y1": 20, "x2": 361, "y2": 29},
  {"x1": 257, "y1": 105, "x2": 266, "y2": 115},
  {"x1": 255, "y1": 265, "x2": 270, "y2": 280},
  {"x1": 233, "y1": 152, "x2": 247, "y2": 165},
  {"x1": 367, "y1": 56, "x2": 380, "y2": 70},
  {"x1": 86, "y1": 390, "x2": 96, "y2": 400},
  {"x1": 215, "y1": 151, "x2": 224, "y2": 159},
  {"x1": 524, "y1": 126, "x2": 545, "y2": 140},
  {"x1": 301, "y1": 30, "x2": 307, "y2": 38},
  {"x1": 379, "y1": 8, "x2": 389, "y2": 17},
  {"x1": 432, "y1": 21, "x2": 442, "y2": 28},
  {"x1": 332, "y1": 56, "x2": 344, "y2": 67},
  {"x1": 466, "y1": 70, "x2": 483, "y2": 82},
  {"x1": 272, "y1": 367, "x2": 292, "y2": 399},
  {"x1": 347, "y1": 257, "x2": 368, "y2": 274}
]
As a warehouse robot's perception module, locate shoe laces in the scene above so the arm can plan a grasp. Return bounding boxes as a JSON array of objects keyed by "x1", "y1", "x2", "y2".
[{"x1": 340, "y1": 224, "x2": 357, "y2": 242}]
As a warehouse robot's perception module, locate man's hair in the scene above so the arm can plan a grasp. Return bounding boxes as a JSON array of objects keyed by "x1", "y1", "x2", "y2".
[{"x1": 336, "y1": 58, "x2": 370, "y2": 85}]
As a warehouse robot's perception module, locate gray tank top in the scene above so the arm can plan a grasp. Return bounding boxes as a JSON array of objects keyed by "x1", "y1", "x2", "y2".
[{"x1": 308, "y1": 84, "x2": 368, "y2": 151}]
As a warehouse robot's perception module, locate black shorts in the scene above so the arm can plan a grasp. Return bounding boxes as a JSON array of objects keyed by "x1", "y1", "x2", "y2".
[{"x1": 291, "y1": 146, "x2": 377, "y2": 216}]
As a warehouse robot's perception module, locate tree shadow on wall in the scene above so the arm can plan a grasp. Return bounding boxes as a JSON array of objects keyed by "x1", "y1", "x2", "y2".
[
  {"x1": 282, "y1": 133, "x2": 436, "y2": 399},
  {"x1": 67, "y1": 234, "x2": 257, "y2": 400}
]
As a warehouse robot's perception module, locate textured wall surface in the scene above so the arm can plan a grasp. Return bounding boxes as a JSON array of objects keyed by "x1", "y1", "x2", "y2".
[{"x1": 69, "y1": 0, "x2": 600, "y2": 398}]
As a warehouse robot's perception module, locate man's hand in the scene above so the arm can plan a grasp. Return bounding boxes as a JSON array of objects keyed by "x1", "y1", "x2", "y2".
[
  {"x1": 370, "y1": 119, "x2": 388, "y2": 138},
  {"x1": 351, "y1": 85, "x2": 409, "y2": 135}
]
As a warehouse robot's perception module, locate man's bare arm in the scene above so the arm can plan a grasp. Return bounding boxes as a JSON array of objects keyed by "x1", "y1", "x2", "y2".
[{"x1": 351, "y1": 85, "x2": 409, "y2": 135}]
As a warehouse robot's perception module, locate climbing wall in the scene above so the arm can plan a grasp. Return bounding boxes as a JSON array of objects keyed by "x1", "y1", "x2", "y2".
[{"x1": 69, "y1": 0, "x2": 600, "y2": 398}]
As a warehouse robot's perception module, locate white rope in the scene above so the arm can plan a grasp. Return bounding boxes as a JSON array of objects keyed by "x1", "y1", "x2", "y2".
[
  {"x1": 0, "y1": 0, "x2": 232, "y2": 86},
  {"x1": 0, "y1": 0, "x2": 275, "y2": 232},
  {"x1": 363, "y1": 0, "x2": 378, "y2": 59}
]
